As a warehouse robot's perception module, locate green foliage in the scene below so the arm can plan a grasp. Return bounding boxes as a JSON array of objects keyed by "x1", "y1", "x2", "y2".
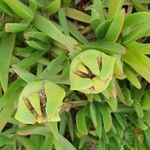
[{"x1": 0, "y1": 0, "x2": 149, "y2": 149}]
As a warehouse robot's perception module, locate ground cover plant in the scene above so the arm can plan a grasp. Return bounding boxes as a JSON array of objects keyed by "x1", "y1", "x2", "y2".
[{"x1": 0, "y1": 0, "x2": 150, "y2": 149}]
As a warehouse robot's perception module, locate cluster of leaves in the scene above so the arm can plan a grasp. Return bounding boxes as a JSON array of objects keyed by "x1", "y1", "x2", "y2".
[{"x1": 0, "y1": 0, "x2": 150, "y2": 149}]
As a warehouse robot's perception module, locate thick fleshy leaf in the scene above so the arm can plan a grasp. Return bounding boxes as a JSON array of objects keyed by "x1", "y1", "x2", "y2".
[
  {"x1": 89, "y1": 103, "x2": 97, "y2": 128},
  {"x1": 15, "y1": 135, "x2": 36, "y2": 150},
  {"x1": 82, "y1": 41, "x2": 126, "y2": 55},
  {"x1": 107, "y1": 0, "x2": 124, "y2": 19},
  {"x1": 76, "y1": 107, "x2": 88, "y2": 135},
  {"x1": 123, "y1": 23, "x2": 150, "y2": 44},
  {"x1": 96, "y1": 20, "x2": 110, "y2": 39},
  {"x1": 66, "y1": 7, "x2": 91, "y2": 23},
  {"x1": 104, "y1": 9, "x2": 125, "y2": 42},
  {"x1": 122, "y1": 50, "x2": 150, "y2": 82},
  {"x1": 125, "y1": 42, "x2": 150, "y2": 55},
  {"x1": 91, "y1": 0, "x2": 104, "y2": 30},
  {"x1": 0, "y1": 33, "x2": 15, "y2": 92},
  {"x1": 114, "y1": 54, "x2": 126, "y2": 79},
  {"x1": 124, "y1": 65, "x2": 141, "y2": 89},
  {"x1": 99, "y1": 105, "x2": 112, "y2": 132},
  {"x1": 124, "y1": 12, "x2": 150, "y2": 29},
  {"x1": 3, "y1": 0, "x2": 34, "y2": 19},
  {"x1": 34, "y1": 14, "x2": 74, "y2": 51},
  {"x1": 142, "y1": 91, "x2": 150, "y2": 110},
  {"x1": 5, "y1": 20, "x2": 30, "y2": 33},
  {"x1": 45, "y1": 0, "x2": 61, "y2": 15}
]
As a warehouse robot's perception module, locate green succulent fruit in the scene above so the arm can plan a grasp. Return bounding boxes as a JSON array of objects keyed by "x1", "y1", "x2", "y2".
[
  {"x1": 70, "y1": 50, "x2": 115, "y2": 94},
  {"x1": 15, "y1": 80, "x2": 66, "y2": 124}
]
